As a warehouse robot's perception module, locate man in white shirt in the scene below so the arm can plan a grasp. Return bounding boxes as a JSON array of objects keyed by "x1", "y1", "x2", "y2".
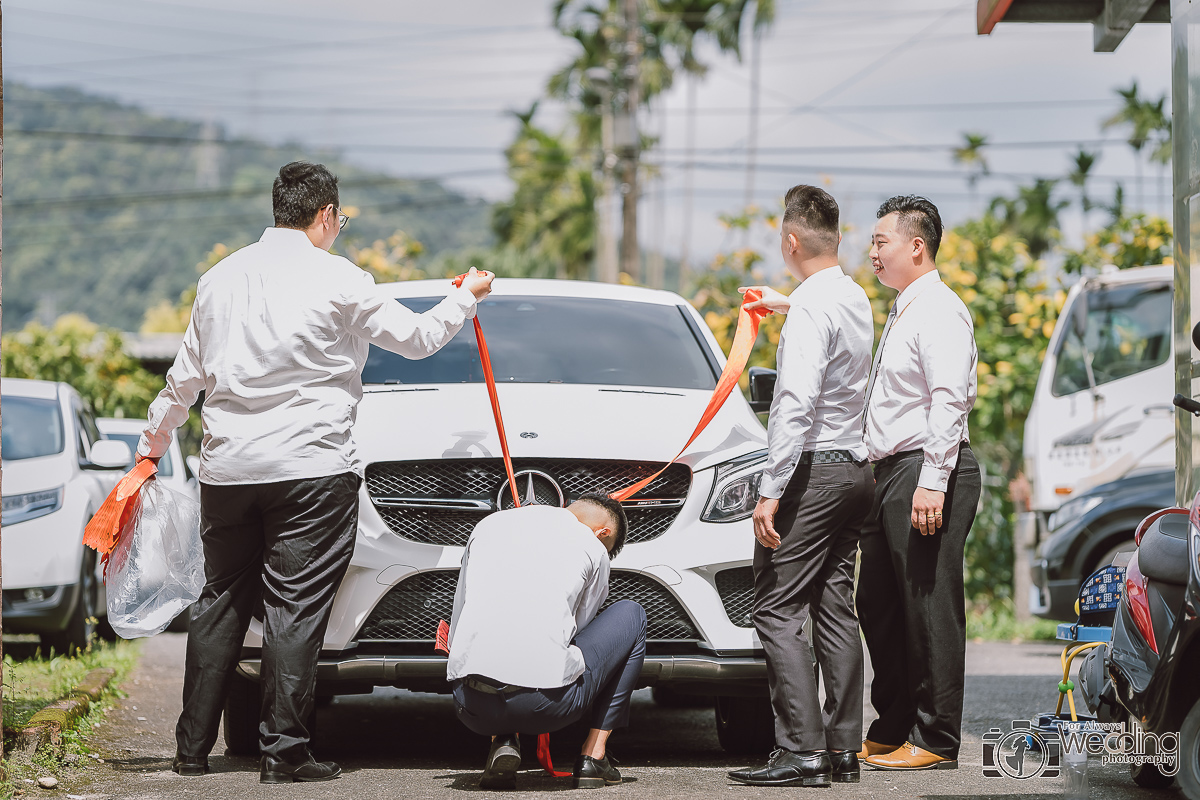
[
  {"x1": 856, "y1": 196, "x2": 980, "y2": 771},
  {"x1": 726, "y1": 185, "x2": 875, "y2": 788},
  {"x1": 447, "y1": 494, "x2": 645, "y2": 791},
  {"x1": 137, "y1": 162, "x2": 494, "y2": 784}
]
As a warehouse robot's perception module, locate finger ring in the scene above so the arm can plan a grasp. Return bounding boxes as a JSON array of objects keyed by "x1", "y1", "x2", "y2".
[{"x1": 934, "y1": 512, "x2": 942, "y2": 518}]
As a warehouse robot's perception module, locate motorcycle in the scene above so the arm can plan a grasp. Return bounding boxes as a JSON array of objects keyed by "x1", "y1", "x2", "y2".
[{"x1": 1073, "y1": 390, "x2": 1200, "y2": 798}]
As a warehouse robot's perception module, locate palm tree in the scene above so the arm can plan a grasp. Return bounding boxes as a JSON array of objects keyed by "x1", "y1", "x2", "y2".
[
  {"x1": 1067, "y1": 149, "x2": 1099, "y2": 239},
  {"x1": 990, "y1": 179, "x2": 1069, "y2": 261},
  {"x1": 1103, "y1": 81, "x2": 1167, "y2": 212},
  {"x1": 952, "y1": 132, "x2": 989, "y2": 213}
]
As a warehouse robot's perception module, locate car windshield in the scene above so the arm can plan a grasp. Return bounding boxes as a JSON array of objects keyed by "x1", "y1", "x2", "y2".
[
  {"x1": 1, "y1": 396, "x2": 65, "y2": 461},
  {"x1": 1051, "y1": 281, "x2": 1172, "y2": 397},
  {"x1": 362, "y1": 296, "x2": 718, "y2": 390},
  {"x1": 103, "y1": 432, "x2": 174, "y2": 477}
]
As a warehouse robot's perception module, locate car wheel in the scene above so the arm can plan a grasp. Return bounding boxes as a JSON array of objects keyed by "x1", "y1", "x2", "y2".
[
  {"x1": 43, "y1": 550, "x2": 99, "y2": 656},
  {"x1": 652, "y1": 686, "x2": 713, "y2": 708},
  {"x1": 1095, "y1": 540, "x2": 1137, "y2": 571},
  {"x1": 715, "y1": 695, "x2": 775, "y2": 754},
  {"x1": 223, "y1": 672, "x2": 262, "y2": 756},
  {"x1": 1131, "y1": 761, "x2": 1175, "y2": 789},
  {"x1": 1179, "y1": 696, "x2": 1200, "y2": 800}
]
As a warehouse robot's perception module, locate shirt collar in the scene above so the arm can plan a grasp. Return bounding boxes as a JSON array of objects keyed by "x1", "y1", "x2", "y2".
[
  {"x1": 788, "y1": 264, "x2": 844, "y2": 298},
  {"x1": 894, "y1": 269, "x2": 941, "y2": 314},
  {"x1": 260, "y1": 227, "x2": 317, "y2": 250}
]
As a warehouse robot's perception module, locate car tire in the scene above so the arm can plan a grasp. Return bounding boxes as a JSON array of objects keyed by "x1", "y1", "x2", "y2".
[
  {"x1": 715, "y1": 695, "x2": 775, "y2": 754},
  {"x1": 43, "y1": 550, "x2": 99, "y2": 656},
  {"x1": 223, "y1": 672, "x2": 262, "y2": 756},
  {"x1": 652, "y1": 686, "x2": 713, "y2": 708},
  {"x1": 1095, "y1": 540, "x2": 1137, "y2": 571},
  {"x1": 1178, "y1": 696, "x2": 1200, "y2": 800},
  {"x1": 1131, "y1": 761, "x2": 1175, "y2": 789}
]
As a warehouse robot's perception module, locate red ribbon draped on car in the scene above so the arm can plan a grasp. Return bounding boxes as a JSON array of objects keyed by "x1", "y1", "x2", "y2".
[{"x1": 437, "y1": 275, "x2": 770, "y2": 777}]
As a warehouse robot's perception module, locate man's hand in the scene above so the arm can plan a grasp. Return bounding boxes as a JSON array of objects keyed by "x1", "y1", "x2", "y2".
[
  {"x1": 911, "y1": 487, "x2": 945, "y2": 536},
  {"x1": 460, "y1": 267, "x2": 495, "y2": 301},
  {"x1": 135, "y1": 452, "x2": 160, "y2": 467},
  {"x1": 739, "y1": 285, "x2": 790, "y2": 315},
  {"x1": 753, "y1": 497, "x2": 782, "y2": 549}
]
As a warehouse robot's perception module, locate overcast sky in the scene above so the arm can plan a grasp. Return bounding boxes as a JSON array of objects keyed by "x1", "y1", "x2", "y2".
[{"x1": 5, "y1": 0, "x2": 1174, "y2": 274}]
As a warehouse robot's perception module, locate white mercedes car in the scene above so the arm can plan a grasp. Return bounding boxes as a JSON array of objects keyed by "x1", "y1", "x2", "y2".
[{"x1": 226, "y1": 279, "x2": 775, "y2": 753}]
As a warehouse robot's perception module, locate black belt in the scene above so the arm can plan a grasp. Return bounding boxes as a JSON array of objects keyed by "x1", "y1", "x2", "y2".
[
  {"x1": 462, "y1": 676, "x2": 523, "y2": 696},
  {"x1": 799, "y1": 449, "x2": 859, "y2": 465}
]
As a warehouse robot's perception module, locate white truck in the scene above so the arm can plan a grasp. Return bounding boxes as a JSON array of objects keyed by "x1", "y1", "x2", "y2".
[{"x1": 1024, "y1": 264, "x2": 1174, "y2": 618}]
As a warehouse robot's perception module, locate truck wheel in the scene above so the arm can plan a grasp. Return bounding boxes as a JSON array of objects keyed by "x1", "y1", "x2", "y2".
[
  {"x1": 1131, "y1": 762, "x2": 1174, "y2": 789},
  {"x1": 1179, "y1": 696, "x2": 1200, "y2": 800},
  {"x1": 223, "y1": 673, "x2": 262, "y2": 756},
  {"x1": 715, "y1": 696, "x2": 775, "y2": 754},
  {"x1": 43, "y1": 550, "x2": 99, "y2": 656}
]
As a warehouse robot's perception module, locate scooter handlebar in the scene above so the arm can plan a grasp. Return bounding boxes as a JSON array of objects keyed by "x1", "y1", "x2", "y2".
[{"x1": 1172, "y1": 393, "x2": 1200, "y2": 417}]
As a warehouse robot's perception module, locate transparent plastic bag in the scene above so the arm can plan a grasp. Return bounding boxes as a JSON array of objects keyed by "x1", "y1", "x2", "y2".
[{"x1": 105, "y1": 478, "x2": 204, "y2": 638}]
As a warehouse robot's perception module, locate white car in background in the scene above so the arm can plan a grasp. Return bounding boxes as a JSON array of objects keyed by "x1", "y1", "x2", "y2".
[
  {"x1": 2, "y1": 378, "x2": 131, "y2": 653},
  {"x1": 97, "y1": 417, "x2": 197, "y2": 502},
  {"x1": 225, "y1": 279, "x2": 776, "y2": 754}
]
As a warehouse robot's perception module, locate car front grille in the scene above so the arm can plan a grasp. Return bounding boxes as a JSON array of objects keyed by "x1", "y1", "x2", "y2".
[
  {"x1": 715, "y1": 566, "x2": 756, "y2": 628},
  {"x1": 365, "y1": 459, "x2": 691, "y2": 547},
  {"x1": 357, "y1": 569, "x2": 701, "y2": 644}
]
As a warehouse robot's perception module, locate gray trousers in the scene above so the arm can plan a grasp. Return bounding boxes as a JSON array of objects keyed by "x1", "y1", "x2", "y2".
[
  {"x1": 175, "y1": 472, "x2": 358, "y2": 764},
  {"x1": 856, "y1": 446, "x2": 980, "y2": 760},
  {"x1": 752, "y1": 459, "x2": 874, "y2": 752}
]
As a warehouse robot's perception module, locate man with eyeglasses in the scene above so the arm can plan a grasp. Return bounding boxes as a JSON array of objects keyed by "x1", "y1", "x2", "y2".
[{"x1": 137, "y1": 161, "x2": 494, "y2": 783}]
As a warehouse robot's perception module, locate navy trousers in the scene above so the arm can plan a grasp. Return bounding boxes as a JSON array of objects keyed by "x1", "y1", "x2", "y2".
[{"x1": 452, "y1": 600, "x2": 647, "y2": 735}]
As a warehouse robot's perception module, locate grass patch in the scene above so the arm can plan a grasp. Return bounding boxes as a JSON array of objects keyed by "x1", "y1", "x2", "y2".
[
  {"x1": 1, "y1": 637, "x2": 141, "y2": 794},
  {"x1": 967, "y1": 600, "x2": 1060, "y2": 642}
]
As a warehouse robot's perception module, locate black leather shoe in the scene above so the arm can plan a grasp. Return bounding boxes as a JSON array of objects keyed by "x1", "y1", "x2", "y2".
[
  {"x1": 574, "y1": 754, "x2": 621, "y2": 788},
  {"x1": 728, "y1": 749, "x2": 832, "y2": 787},
  {"x1": 828, "y1": 749, "x2": 860, "y2": 783},
  {"x1": 259, "y1": 754, "x2": 342, "y2": 784},
  {"x1": 480, "y1": 734, "x2": 521, "y2": 790},
  {"x1": 171, "y1": 753, "x2": 209, "y2": 776}
]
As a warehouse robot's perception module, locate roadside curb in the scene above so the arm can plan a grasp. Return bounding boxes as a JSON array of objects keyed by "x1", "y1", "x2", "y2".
[{"x1": 14, "y1": 667, "x2": 117, "y2": 758}]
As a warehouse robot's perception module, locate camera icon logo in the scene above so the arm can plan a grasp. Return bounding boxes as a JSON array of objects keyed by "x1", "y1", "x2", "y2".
[{"x1": 983, "y1": 720, "x2": 1061, "y2": 779}]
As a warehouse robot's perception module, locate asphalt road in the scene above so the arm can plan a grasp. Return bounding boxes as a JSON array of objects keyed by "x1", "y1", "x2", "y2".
[{"x1": 55, "y1": 633, "x2": 1180, "y2": 800}]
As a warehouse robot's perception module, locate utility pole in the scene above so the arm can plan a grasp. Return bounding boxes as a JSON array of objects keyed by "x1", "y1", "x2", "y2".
[
  {"x1": 617, "y1": 0, "x2": 641, "y2": 281},
  {"x1": 679, "y1": 74, "x2": 697, "y2": 293},
  {"x1": 647, "y1": 97, "x2": 665, "y2": 289},
  {"x1": 587, "y1": 67, "x2": 620, "y2": 283}
]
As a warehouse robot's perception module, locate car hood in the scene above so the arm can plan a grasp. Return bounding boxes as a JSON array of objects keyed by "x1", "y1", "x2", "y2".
[
  {"x1": 356, "y1": 383, "x2": 766, "y2": 471},
  {"x1": 1, "y1": 452, "x2": 72, "y2": 495}
]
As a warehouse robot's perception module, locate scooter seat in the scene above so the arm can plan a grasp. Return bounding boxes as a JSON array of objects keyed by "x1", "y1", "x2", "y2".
[{"x1": 1138, "y1": 513, "x2": 1190, "y2": 585}]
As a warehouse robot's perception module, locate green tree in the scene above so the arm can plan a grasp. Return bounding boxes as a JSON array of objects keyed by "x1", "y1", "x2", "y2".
[
  {"x1": 952, "y1": 132, "x2": 989, "y2": 211},
  {"x1": 1103, "y1": 81, "x2": 1169, "y2": 210},
  {"x1": 1067, "y1": 149, "x2": 1099, "y2": 237},
  {"x1": 1062, "y1": 204, "x2": 1172, "y2": 274},
  {"x1": 2, "y1": 314, "x2": 160, "y2": 419},
  {"x1": 989, "y1": 179, "x2": 1068, "y2": 261}
]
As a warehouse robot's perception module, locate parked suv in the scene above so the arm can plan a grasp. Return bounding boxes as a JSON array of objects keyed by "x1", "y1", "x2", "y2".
[
  {"x1": 1, "y1": 379, "x2": 131, "y2": 652},
  {"x1": 1030, "y1": 468, "x2": 1173, "y2": 620},
  {"x1": 224, "y1": 279, "x2": 773, "y2": 753}
]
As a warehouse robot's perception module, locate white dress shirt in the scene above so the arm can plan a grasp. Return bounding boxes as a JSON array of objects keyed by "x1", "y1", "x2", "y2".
[
  {"x1": 447, "y1": 505, "x2": 610, "y2": 688},
  {"x1": 863, "y1": 269, "x2": 978, "y2": 492},
  {"x1": 137, "y1": 227, "x2": 478, "y2": 484},
  {"x1": 759, "y1": 266, "x2": 874, "y2": 499}
]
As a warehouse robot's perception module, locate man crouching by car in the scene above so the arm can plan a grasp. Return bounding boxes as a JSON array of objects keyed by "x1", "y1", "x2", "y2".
[{"x1": 447, "y1": 494, "x2": 645, "y2": 790}]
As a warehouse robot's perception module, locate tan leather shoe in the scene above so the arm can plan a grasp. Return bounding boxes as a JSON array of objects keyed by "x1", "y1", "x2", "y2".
[
  {"x1": 856, "y1": 739, "x2": 900, "y2": 761},
  {"x1": 865, "y1": 742, "x2": 957, "y2": 770}
]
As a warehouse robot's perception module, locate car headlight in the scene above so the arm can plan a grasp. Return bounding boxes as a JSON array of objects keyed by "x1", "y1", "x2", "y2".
[
  {"x1": 1047, "y1": 495, "x2": 1104, "y2": 532},
  {"x1": 702, "y1": 451, "x2": 767, "y2": 523},
  {"x1": 2, "y1": 487, "x2": 64, "y2": 526}
]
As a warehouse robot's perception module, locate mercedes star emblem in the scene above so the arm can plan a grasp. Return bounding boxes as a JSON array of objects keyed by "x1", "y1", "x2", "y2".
[{"x1": 496, "y1": 469, "x2": 564, "y2": 510}]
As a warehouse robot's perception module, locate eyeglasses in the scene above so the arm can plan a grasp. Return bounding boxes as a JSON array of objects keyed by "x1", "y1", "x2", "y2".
[{"x1": 329, "y1": 205, "x2": 349, "y2": 230}]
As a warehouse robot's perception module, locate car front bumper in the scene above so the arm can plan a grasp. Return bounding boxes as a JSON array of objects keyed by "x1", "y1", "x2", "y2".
[{"x1": 2, "y1": 583, "x2": 80, "y2": 633}]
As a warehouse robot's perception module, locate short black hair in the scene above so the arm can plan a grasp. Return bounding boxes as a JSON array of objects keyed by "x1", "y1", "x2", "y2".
[
  {"x1": 782, "y1": 184, "x2": 840, "y2": 255},
  {"x1": 576, "y1": 493, "x2": 629, "y2": 559},
  {"x1": 877, "y1": 195, "x2": 943, "y2": 259},
  {"x1": 273, "y1": 161, "x2": 340, "y2": 229}
]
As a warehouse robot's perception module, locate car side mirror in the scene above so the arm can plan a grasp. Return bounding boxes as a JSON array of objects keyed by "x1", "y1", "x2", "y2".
[
  {"x1": 748, "y1": 367, "x2": 777, "y2": 413},
  {"x1": 1192, "y1": 320, "x2": 1200, "y2": 352},
  {"x1": 89, "y1": 439, "x2": 132, "y2": 470}
]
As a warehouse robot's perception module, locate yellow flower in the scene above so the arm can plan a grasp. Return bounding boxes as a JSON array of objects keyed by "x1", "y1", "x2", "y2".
[{"x1": 995, "y1": 361, "x2": 1013, "y2": 376}]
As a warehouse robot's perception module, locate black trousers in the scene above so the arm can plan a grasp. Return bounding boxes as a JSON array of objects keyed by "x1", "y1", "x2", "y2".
[
  {"x1": 452, "y1": 600, "x2": 647, "y2": 736},
  {"x1": 753, "y1": 459, "x2": 874, "y2": 752},
  {"x1": 175, "y1": 472, "x2": 359, "y2": 764},
  {"x1": 856, "y1": 446, "x2": 980, "y2": 760}
]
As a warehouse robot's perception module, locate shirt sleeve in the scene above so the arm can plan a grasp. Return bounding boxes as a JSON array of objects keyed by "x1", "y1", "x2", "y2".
[
  {"x1": 758, "y1": 306, "x2": 833, "y2": 499},
  {"x1": 340, "y1": 270, "x2": 477, "y2": 359},
  {"x1": 916, "y1": 307, "x2": 976, "y2": 492},
  {"x1": 137, "y1": 310, "x2": 205, "y2": 459},
  {"x1": 574, "y1": 550, "x2": 611, "y2": 633},
  {"x1": 447, "y1": 536, "x2": 473, "y2": 652}
]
